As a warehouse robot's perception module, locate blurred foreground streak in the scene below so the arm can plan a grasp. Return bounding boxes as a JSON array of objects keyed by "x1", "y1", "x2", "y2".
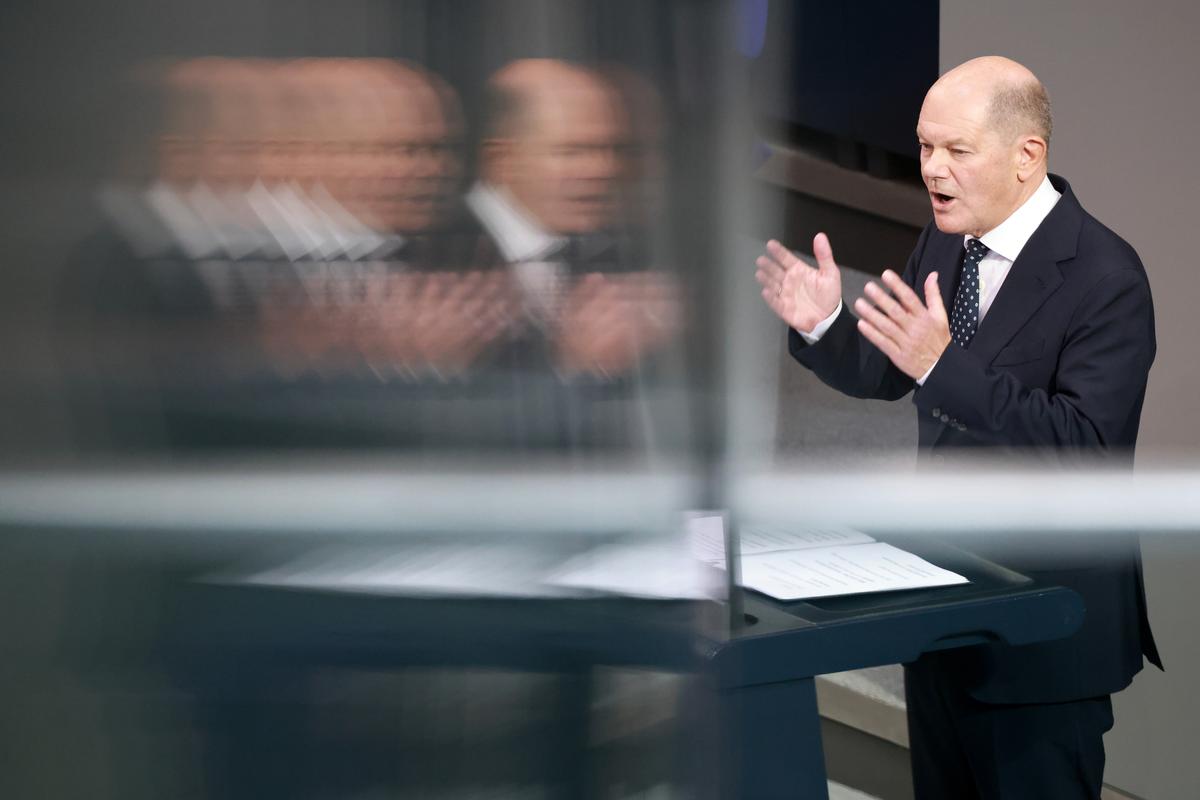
[
  {"x1": 57, "y1": 56, "x2": 688, "y2": 455},
  {"x1": 11, "y1": 2, "x2": 720, "y2": 795},
  {"x1": 0, "y1": 466, "x2": 715, "y2": 799}
]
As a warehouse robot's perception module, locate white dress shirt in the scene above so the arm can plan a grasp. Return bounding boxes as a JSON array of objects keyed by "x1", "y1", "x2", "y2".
[
  {"x1": 798, "y1": 175, "x2": 1062, "y2": 384},
  {"x1": 466, "y1": 181, "x2": 565, "y2": 263},
  {"x1": 466, "y1": 181, "x2": 569, "y2": 324},
  {"x1": 968, "y1": 175, "x2": 1061, "y2": 322}
]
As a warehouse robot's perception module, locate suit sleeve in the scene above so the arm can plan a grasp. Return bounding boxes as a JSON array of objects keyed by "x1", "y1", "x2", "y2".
[
  {"x1": 913, "y1": 267, "x2": 1155, "y2": 451},
  {"x1": 785, "y1": 224, "x2": 934, "y2": 401}
]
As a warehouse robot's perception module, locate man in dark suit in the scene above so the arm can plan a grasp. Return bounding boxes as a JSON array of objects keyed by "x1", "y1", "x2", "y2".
[
  {"x1": 755, "y1": 56, "x2": 1160, "y2": 799},
  {"x1": 455, "y1": 59, "x2": 683, "y2": 453}
]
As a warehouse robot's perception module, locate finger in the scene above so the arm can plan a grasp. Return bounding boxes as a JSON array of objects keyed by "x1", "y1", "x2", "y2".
[
  {"x1": 853, "y1": 297, "x2": 906, "y2": 342},
  {"x1": 766, "y1": 240, "x2": 801, "y2": 271},
  {"x1": 761, "y1": 283, "x2": 781, "y2": 307},
  {"x1": 924, "y1": 272, "x2": 948, "y2": 322},
  {"x1": 812, "y1": 232, "x2": 839, "y2": 276},
  {"x1": 756, "y1": 254, "x2": 787, "y2": 285},
  {"x1": 755, "y1": 267, "x2": 782, "y2": 297},
  {"x1": 857, "y1": 318, "x2": 902, "y2": 363},
  {"x1": 417, "y1": 274, "x2": 443, "y2": 305},
  {"x1": 880, "y1": 269, "x2": 925, "y2": 315},
  {"x1": 863, "y1": 281, "x2": 907, "y2": 322}
]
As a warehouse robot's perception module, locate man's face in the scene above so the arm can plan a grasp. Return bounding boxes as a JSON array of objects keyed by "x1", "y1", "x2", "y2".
[
  {"x1": 322, "y1": 83, "x2": 461, "y2": 234},
  {"x1": 917, "y1": 85, "x2": 1023, "y2": 237},
  {"x1": 502, "y1": 85, "x2": 626, "y2": 234}
]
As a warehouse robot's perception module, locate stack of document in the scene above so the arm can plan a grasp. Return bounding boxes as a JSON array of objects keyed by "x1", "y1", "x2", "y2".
[
  {"x1": 227, "y1": 538, "x2": 723, "y2": 600},
  {"x1": 687, "y1": 517, "x2": 968, "y2": 601}
]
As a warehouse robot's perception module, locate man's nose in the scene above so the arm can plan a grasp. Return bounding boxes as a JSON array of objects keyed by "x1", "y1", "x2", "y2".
[
  {"x1": 582, "y1": 146, "x2": 620, "y2": 179},
  {"x1": 922, "y1": 150, "x2": 949, "y2": 182}
]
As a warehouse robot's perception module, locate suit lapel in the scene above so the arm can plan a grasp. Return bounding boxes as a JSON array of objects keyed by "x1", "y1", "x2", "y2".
[
  {"x1": 913, "y1": 175, "x2": 1085, "y2": 365},
  {"x1": 968, "y1": 242, "x2": 1063, "y2": 364},
  {"x1": 918, "y1": 234, "x2": 965, "y2": 316},
  {"x1": 969, "y1": 176, "x2": 1081, "y2": 365},
  {"x1": 920, "y1": 234, "x2": 972, "y2": 450}
]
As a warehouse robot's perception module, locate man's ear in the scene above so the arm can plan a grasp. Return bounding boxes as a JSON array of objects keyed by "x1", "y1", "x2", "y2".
[{"x1": 1016, "y1": 135, "x2": 1048, "y2": 182}]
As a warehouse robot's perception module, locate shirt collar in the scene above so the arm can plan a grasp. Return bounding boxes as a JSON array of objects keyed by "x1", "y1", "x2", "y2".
[
  {"x1": 466, "y1": 181, "x2": 565, "y2": 262},
  {"x1": 307, "y1": 181, "x2": 397, "y2": 260},
  {"x1": 970, "y1": 175, "x2": 1062, "y2": 262},
  {"x1": 145, "y1": 180, "x2": 218, "y2": 260}
]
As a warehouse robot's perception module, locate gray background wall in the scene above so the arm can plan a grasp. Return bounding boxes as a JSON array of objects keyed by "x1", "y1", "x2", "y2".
[{"x1": 940, "y1": 2, "x2": 1200, "y2": 797}]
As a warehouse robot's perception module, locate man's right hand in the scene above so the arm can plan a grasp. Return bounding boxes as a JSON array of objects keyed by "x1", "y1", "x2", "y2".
[{"x1": 755, "y1": 233, "x2": 842, "y2": 334}]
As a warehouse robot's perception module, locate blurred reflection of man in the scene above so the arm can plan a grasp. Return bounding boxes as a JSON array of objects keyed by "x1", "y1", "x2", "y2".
[
  {"x1": 67, "y1": 57, "x2": 501, "y2": 451},
  {"x1": 468, "y1": 59, "x2": 626, "y2": 341},
  {"x1": 756, "y1": 56, "x2": 1159, "y2": 799},
  {"x1": 455, "y1": 60, "x2": 678, "y2": 447},
  {"x1": 460, "y1": 59, "x2": 681, "y2": 451},
  {"x1": 254, "y1": 58, "x2": 510, "y2": 386}
]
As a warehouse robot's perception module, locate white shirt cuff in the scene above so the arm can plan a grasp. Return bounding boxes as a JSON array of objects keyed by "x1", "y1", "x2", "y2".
[
  {"x1": 796, "y1": 301, "x2": 843, "y2": 344},
  {"x1": 915, "y1": 360, "x2": 937, "y2": 386}
]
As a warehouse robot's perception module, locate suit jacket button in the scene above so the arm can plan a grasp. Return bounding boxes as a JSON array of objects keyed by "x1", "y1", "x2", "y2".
[
  {"x1": 932, "y1": 408, "x2": 941, "y2": 417},
  {"x1": 940, "y1": 414, "x2": 950, "y2": 423}
]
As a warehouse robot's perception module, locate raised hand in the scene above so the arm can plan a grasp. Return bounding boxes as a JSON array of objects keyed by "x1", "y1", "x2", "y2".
[
  {"x1": 556, "y1": 271, "x2": 682, "y2": 377},
  {"x1": 755, "y1": 233, "x2": 843, "y2": 334},
  {"x1": 853, "y1": 270, "x2": 951, "y2": 380}
]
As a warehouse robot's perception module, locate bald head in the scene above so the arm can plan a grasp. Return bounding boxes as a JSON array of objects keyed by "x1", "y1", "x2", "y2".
[
  {"x1": 932, "y1": 56, "x2": 1052, "y2": 147},
  {"x1": 484, "y1": 59, "x2": 617, "y2": 141}
]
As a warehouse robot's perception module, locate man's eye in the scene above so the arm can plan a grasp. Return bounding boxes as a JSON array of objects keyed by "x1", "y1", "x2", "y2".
[{"x1": 951, "y1": 149, "x2": 968, "y2": 156}]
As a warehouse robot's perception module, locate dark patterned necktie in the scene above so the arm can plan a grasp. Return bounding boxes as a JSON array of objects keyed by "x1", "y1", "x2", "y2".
[{"x1": 949, "y1": 238, "x2": 989, "y2": 348}]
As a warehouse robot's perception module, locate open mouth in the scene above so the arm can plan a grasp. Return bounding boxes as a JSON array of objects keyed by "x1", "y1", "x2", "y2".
[
  {"x1": 568, "y1": 195, "x2": 613, "y2": 211},
  {"x1": 930, "y1": 191, "x2": 956, "y2": 210}
]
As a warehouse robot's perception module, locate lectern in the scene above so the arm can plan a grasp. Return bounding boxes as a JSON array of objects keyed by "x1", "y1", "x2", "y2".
[
  {"x1": 0, "y1": 468, "x2": 1083, "y2": 800},
  {"x1": 704, "y1": 534, "x2": 1083, "y2": 799}
]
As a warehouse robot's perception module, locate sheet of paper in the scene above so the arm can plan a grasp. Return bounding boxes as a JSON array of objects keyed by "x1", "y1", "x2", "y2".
[
  {"x1": 235, "y1": 543, "x2": 569, "y2": 598},
  {"x1": 737, "y1": 523, "x2": 876, "y2": 555},
  {"x1": 684, "y1": 513, "x2": 729, "y2": 565},
  {"x1": 739, "y1": 542, "x2": 968, "y2": 601},
  {"x1": 685, "y1": 514, "x2": 875, "y2": 567},
  {"x1": 225, "y1": 538, "x2": 722, "y2": 600},
  {"x1": 544, "y1": 540, "x2": 724, "y2": 600}
]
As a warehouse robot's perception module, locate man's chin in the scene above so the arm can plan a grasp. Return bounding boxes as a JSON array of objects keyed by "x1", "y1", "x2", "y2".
[{"x1": 931, "y1": 212, "x2": 966, "y2": 235}]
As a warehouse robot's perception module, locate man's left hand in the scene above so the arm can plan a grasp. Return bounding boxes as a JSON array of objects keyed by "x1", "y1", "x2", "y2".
[{"x1": 853, "y1": 270, "x2": 951, "y2": 380}]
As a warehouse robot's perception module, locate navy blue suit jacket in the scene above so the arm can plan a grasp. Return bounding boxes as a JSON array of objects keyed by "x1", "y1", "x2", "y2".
[{"x1": 788, "y1": 174, "x2": 1161, "y2": 703}]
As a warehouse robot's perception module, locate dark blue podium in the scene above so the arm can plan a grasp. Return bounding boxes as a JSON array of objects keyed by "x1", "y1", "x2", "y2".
[
  {"x1": 705, "y1": 535, "x2": 1084, "y2": 799},
  {"x1": 152, "y1": 535, "x2": 1080, "y2": 799}
]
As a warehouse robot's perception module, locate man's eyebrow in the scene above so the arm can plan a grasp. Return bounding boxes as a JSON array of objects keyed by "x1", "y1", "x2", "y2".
[{"x1": 915, "y1": 132, "x2": 972, "y2": 148}]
